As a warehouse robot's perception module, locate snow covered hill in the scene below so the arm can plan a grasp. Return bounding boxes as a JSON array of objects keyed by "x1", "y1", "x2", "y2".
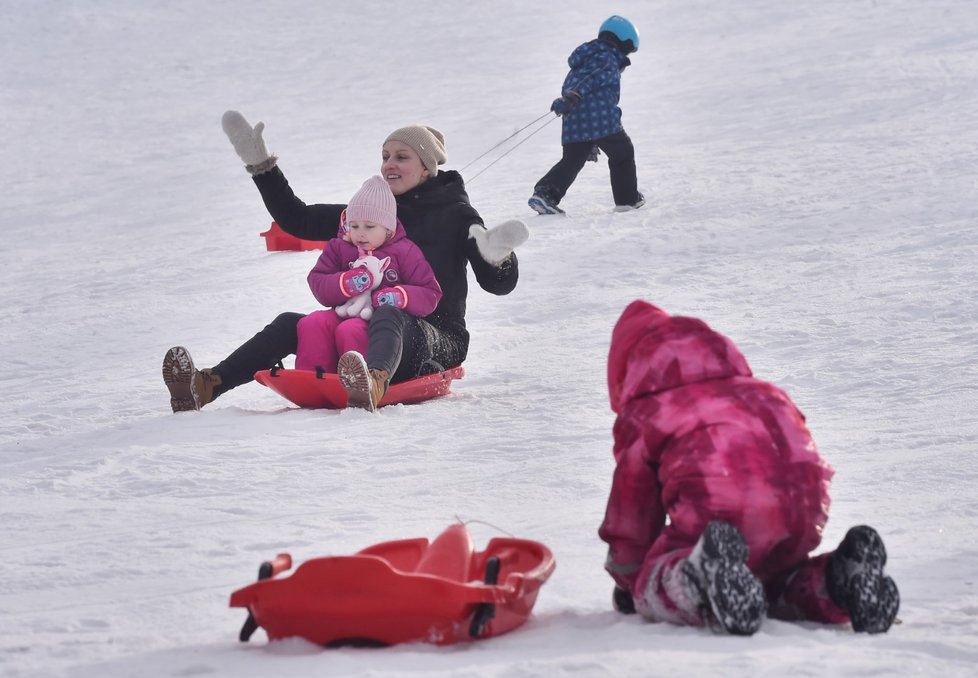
[{"x1": 1, "y1": 1, "x2": 977, "y2": 676}]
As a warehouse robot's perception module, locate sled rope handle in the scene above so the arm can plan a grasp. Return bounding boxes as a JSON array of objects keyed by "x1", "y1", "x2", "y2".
[
  {"x1": 469, "y1": 556, "x2": 501, "y2": 638},
  {"x1": 239, "y1": 553, "x2": 292, "y2": 642}
]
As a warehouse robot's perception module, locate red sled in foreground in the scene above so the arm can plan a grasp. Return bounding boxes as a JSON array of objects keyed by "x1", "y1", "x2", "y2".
[
  {"x1": 229, "y1": 523, "x2": 555, "y2": 647},
  {"x1": 254, "y1": 365, "x2": 464, "y2": 409}
]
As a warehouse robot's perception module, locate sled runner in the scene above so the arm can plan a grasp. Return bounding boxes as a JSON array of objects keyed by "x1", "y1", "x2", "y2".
[
  {"x1": 229, "y1": 523, "x2": 555, "y2": 647},
  {"x1": 260, "y1": 221, "x2": 328, "y2": 251},
  {"x1": 254, "y1": 365, "x2": 464, "y2": 409}
]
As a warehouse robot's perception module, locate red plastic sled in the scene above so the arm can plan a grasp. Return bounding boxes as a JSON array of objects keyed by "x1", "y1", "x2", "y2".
[
  {"x1": 229, "y1": 523, "x2": 555, "y2": 647},
  {"x1": 254, "y1": 366, "x2": 464, "y2": 409},
  {"x1": 260, "y1": 221, "x2": 328, "y2": 251}
]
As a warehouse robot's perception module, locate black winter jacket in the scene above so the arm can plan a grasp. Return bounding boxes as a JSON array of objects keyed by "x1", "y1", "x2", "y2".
[{"x1": 252, "y1": 167, "x2": 519, "y2": 356}]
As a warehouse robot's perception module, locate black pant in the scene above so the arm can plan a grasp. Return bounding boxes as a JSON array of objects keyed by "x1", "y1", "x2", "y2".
[
  {"x1": 211, "y1": 312, "x2": 303, "y2": 399},
  {"x1": 535, "y1": 130, "x2": 638, "y2": 206},
  {"x1": 209, "y1": 308, "x2": 464, "y2": 401},
  {"x1": 368, "y1": 306, "x2": 466, "y2": 382}
]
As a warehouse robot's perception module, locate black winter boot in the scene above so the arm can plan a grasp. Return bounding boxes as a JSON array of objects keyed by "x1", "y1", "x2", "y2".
[
  {"x1": 826, "y1": 525, "x2": 900, "y2": 633},
  {"x1": 682, "y1": 521, "x2": 767, "y2": 635}
]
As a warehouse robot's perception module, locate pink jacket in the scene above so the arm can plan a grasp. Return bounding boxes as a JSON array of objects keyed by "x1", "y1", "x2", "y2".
[
  {"x1": 306, "y1": 219, "x2": 442, "y2": 318},
  {"x1": 599, "y1": 301, "x2": 834, "y2": 591}
]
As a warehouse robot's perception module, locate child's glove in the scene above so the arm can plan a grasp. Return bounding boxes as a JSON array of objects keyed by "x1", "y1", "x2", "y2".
[
  {"x1": 551, "y1": 92, "x2": 581, "y2": 116},
  {"x1": 613, "y1": 585, "x2": 637, "y2": 614},
  {"x1": 222, "y1": 110, "x2": 273, "y2": 169},
  {"x1": 468, "y1": 220, "x2": 529, "y2": 266},
  {"x1": 340, "y1": 266, "x2": 375, "y2": 297},
  {"x1": 587, "y1": 145, "x2": 601, "y2": 162},
  {"x1": 372, "y1": 286, "x2": 408, "y2": 309}
]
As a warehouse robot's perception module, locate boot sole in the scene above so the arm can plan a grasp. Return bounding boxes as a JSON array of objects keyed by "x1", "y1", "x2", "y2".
[
  {"x1": 337, "y1": 351, "x2": 375, "y2": 412},
  {"x1": 687, "y1": 521, "x2": 767, "y2": 636},
  {"x1": 528, "y1": 196, "x2": 565, "y2": 215},
  {"x1": 831, "y1": 526, "x2": 899, "y2": 633},
  {"x1": 613, "y1": 198, "x2": 646, "y2": 212},
  {"x1": 848, "y1": 572, "x2": 900, "y2": 633},
  {"x1": 162, "y1": 346, "x2": 199, "y2": 413},
  {"x1": 707, "y1": 560, "x2": 767, "y2": 636}
]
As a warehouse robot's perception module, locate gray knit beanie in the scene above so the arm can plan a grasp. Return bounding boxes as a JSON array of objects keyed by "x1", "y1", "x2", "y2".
[{"x1": 384, "y1": 125, "x2": 448, "y2": 176}]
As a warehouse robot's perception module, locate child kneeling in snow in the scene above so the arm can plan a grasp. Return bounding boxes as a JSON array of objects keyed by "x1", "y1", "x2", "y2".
[
  {"x1": 599, "y1": 300, "x2": 900, "y2": 635},
  {"x1": 295, "y1": 176, "x2": 441, "y2": 380}
]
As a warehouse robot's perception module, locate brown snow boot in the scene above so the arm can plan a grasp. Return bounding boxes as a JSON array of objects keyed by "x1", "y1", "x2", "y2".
[
  {"x1": 338, "y1": 351, "x2": 389, "y2": 412},
  {"x1": 162, "y1": 346, "x2": 222, "y2": 413},
  {"x1": 192, "y1": 368, "x2": 222, "y2": 410}
]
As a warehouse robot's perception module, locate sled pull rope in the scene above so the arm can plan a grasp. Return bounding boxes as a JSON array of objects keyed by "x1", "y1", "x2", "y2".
[
  {"x1": 455, "y1": 515, "x2": 516, "y2": 538},
  {"x1": 469, "y1": 556, "x2": 501, "y2": 638},
  {"x1": 459, "y1": 111, "x2": 552, "y2": 173},
  {"x1": 463, "y1": 113, "x2": 558, "y2": 185}
]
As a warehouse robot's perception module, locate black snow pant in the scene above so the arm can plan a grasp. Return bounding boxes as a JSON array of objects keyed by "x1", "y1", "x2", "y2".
[
  {"x1": 211, "y1": 311, "x2": 303, "y2": 400},
  {"x1": 534, "y1": 129, "x2": 639, "y2": 207},
  {"x1": 209, "y1": 308, "x2": 465, "y2": 401},
  {"x1": 367, "y1": 305, "x2": 466, "y2": 383}
]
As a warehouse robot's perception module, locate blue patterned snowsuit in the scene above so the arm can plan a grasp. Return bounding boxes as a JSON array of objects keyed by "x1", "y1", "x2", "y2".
[
  {"x1": 532, "y1": 38, "x2": 639, "y2": 208},
  {"x1": 559, "y1": 39, "x2": 629, "y2": 144}
]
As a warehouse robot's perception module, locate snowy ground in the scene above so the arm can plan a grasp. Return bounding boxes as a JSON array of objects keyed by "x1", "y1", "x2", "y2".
[{"x1": 2, "y1": 1, "x2": 978, "y2": 676}]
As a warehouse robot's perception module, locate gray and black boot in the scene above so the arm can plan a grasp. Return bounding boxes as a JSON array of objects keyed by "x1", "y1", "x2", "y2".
[
  {"x1": 826, "y1": 525, "x2": 900, "y2": 633},
  {"x1": 682, "y1": 521, "x2": 767, "y2": 635},
  {"x1": 528, "y1": 185, "x2": 566, "y2": 215}
]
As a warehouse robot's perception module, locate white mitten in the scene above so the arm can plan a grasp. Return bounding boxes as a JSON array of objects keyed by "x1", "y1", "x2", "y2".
[
  {"x1": 221, "y1": 110, "x2": 273, "y2": 168},
  {"x1": 468, "y1": 220, "x2": 529, "y2": 265}
]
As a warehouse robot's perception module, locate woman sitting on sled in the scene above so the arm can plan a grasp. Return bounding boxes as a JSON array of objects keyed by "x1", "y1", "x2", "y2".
[{"x1": 164, "y1": 114, "x2": 528, "y2": 412}]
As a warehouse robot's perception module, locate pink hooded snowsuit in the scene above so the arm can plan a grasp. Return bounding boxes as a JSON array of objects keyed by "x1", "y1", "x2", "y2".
[{"x1": 599, "y1": 300, "x2": 848, "y2": 626}]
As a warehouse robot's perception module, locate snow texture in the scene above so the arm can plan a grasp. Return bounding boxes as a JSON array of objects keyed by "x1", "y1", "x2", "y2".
[{"x1": 2, "y1": 1, "x2": 977, "y2": 676}]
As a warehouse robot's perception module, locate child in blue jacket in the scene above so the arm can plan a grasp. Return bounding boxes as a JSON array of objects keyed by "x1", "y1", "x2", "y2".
[{"x1": 529, "y1": 16, "x2": 644, "y2": 215}]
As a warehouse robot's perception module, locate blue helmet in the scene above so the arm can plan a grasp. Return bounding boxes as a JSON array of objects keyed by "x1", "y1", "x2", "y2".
[{"x1": 599, "y1": 15, "x2": 639, "y2": 53}]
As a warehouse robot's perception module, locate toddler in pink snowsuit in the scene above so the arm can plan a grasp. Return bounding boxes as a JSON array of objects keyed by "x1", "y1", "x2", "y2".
[
  {"x1": 599, "y1": 300, "x2": 899, "y2": 635},
  {"x1": 295, "y1": 176, "x2": 441, "y2": 373}
]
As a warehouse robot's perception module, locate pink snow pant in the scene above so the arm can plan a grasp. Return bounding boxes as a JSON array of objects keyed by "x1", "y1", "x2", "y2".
[
  {"x1": 634, "y1": 478, "x2": 848, "y2": 627},
  {"x1": 295, "y1": 310, "x2": 368, "y2": 372},
  {"x1": 637, "y1": 548, "x2": 846, "y2": 627}
]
